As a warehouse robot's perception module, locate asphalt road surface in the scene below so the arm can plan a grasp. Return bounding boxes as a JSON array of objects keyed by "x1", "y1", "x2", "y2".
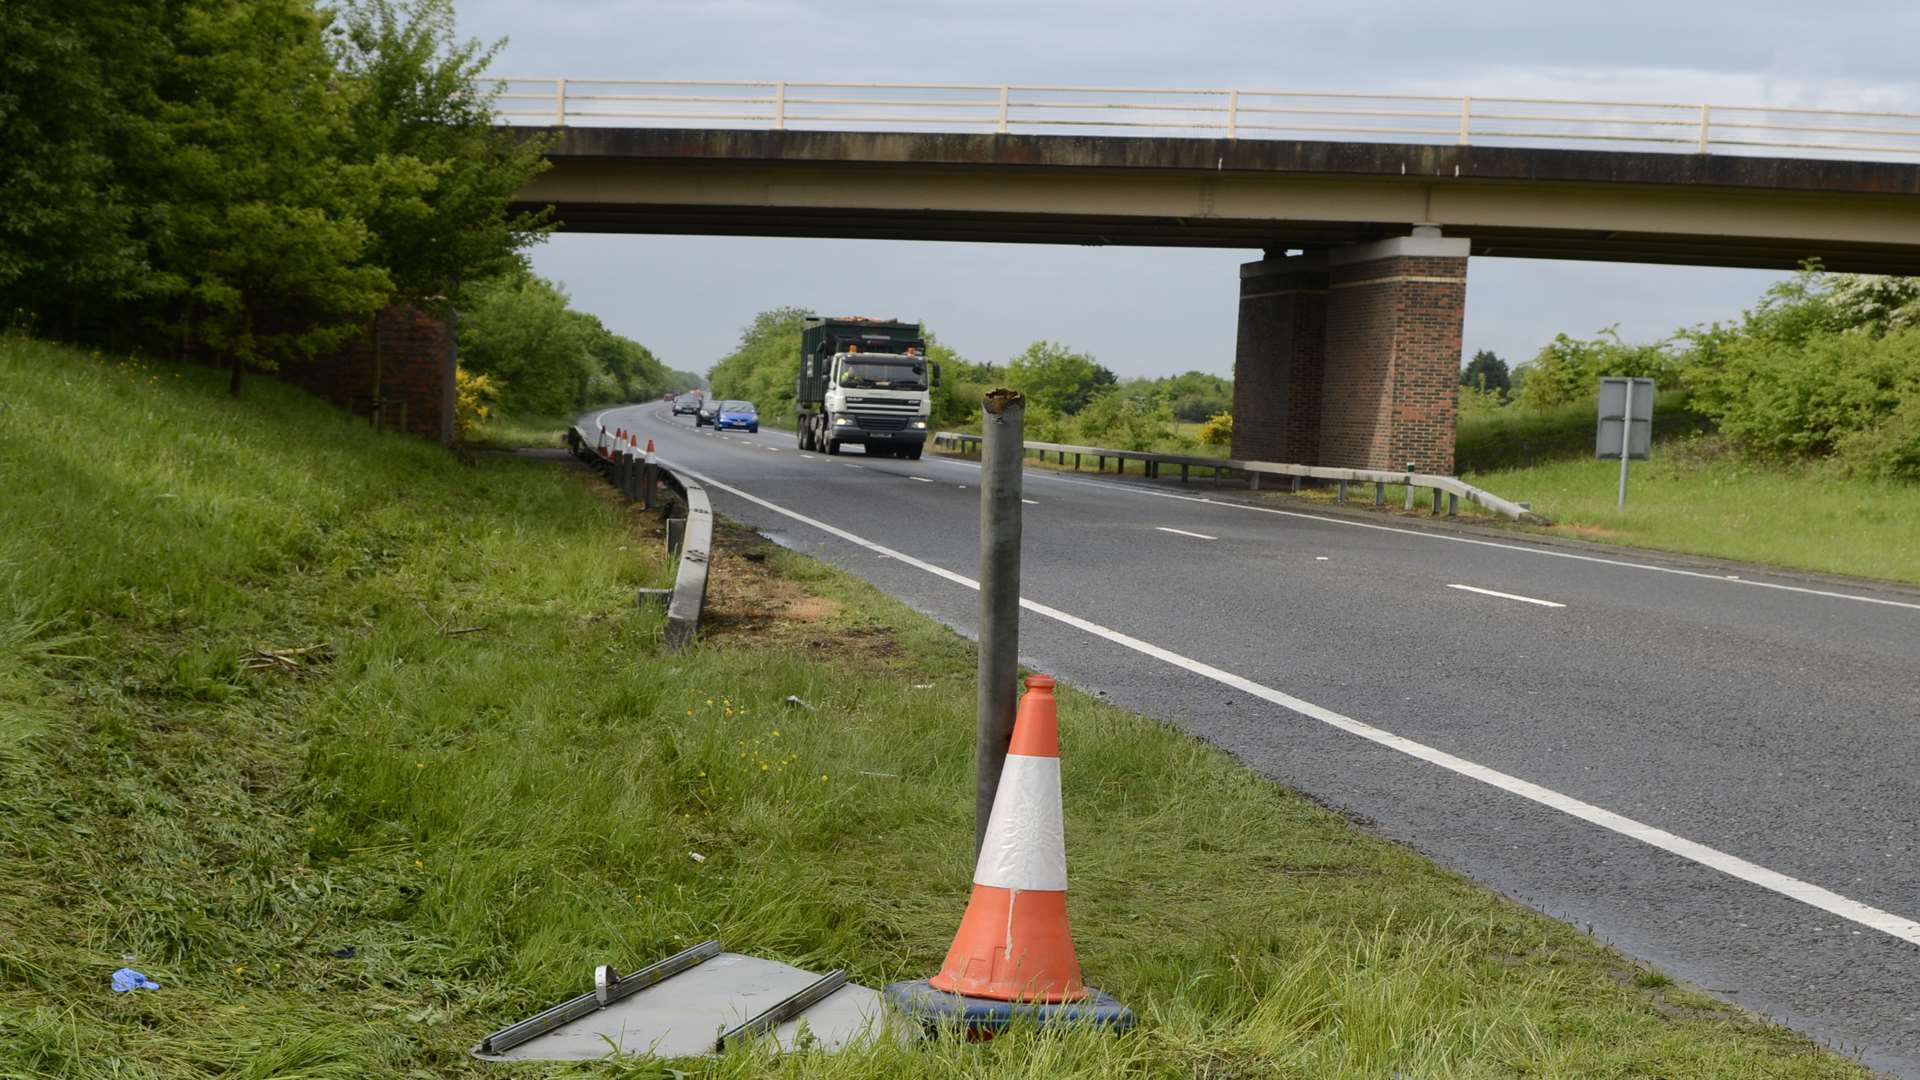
[{"x1": 592, "y1": 402, "x2": 1920, "y2": 1076}]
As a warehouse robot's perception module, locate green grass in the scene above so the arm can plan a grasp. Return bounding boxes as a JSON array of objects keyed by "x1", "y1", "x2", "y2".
[
  {"x1": 1467, "y1": 438, "x2": 1920, "y2": 584},
  {"x1": 463, "y1": 409, "x2": 578, "y2": 449},
  {"x1": 0, "y1": 335, "x2": 1874, "y2": 1078}
]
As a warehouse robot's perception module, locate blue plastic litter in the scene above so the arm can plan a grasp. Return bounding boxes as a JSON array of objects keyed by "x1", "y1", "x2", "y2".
[{"x1": 111, "y1": 968, "x2": 160, "y2": 993}]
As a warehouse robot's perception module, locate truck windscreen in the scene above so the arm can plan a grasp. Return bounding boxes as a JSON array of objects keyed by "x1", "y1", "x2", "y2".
[{"x1": 838, "y1": 358, "x2": 926, "y2": 390}]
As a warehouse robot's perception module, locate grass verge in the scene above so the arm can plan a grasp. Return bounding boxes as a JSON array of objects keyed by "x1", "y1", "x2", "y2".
[
  {"x1": 0, "y1": 335, "x2": 1873, "y2": 1078},
  {"x1": 463, "y1": 409, "x2": 580, "y2": 449},
  {"x1": 1467, "y1": 437, "x2": 1920, "y2": 585}
]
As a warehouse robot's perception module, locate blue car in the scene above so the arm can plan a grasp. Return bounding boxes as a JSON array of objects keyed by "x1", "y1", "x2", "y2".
[{"x1": 714, "y1": 400, "x2": 759, "y2": 433}]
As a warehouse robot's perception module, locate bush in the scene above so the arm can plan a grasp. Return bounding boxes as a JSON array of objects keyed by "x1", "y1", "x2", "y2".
[
  {"x1": 1691, "y1": 327, "x2": 1920, "y2": 461},
  {"x1": 1514, "y1": 328, "x2": 1682, "y2": 411},
  {"x1": 453, "y1": 367, "x2": 498, "y2": 438},
  {"x1": 1198, "y1": 411, "x2": 1233, "y2": 447},
  {"x1": 1071, "y1": 390, "x2": 1176, "y2": 451}
]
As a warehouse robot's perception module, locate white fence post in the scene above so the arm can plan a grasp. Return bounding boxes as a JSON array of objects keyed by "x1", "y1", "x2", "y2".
[
  {"x1": 774, "y1": 81, "x2": 786, "y2": 130},
  {"x1": 554, "y1": 78, "x2": 567, "y2": 126},
  {"x1": 1227, "y1": 89, "x2": 1239, "y2": 139},
  {"x1": 997, "y1": 86, "x2": 1010, "y2": 133},
  {"x1": 1698, "y1": 104, "x2": 1711, "y2": 153},
  {"x1": 1458, "y1": 96, "x2": 1471, "y2": 145}
]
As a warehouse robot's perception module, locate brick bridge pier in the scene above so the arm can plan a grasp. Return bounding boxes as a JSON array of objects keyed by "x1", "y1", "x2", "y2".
[{"x1": 1231, "y1": 229, "x2": 1466, "y2": 475}]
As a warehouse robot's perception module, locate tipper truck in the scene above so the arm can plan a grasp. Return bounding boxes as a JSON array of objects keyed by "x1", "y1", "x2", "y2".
[{"x1": 794, "y1": 317, "x2": 940, "y2": 458}]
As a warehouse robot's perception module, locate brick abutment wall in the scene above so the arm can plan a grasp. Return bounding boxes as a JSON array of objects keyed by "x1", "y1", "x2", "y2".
[
  {"x1": 1234, "y1": 241, "x2": 1465, "y2": 474},
  {"x1": 279, "y1": 305, "x2": 457, "y2": 445}
]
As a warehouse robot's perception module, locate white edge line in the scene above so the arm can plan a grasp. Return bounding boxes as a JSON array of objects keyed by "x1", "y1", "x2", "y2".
[
  {"x1": 1446, "y1": 583, "x2": 1566, "y2": 608},
  {"x1": 1156, "y1": 526, "x2": 1218, "y2": 541},
  {"x1": 920, "y1": 453, "x2": 1920, "y2": 614},
  {"x1": 672, "y1": 462, "x2": 1920, "y2": 949}
]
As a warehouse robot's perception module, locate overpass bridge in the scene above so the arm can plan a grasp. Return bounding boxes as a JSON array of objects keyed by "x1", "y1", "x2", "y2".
[{"x1": 500, "y1": 80, "x2": 1920, "y2": 473}]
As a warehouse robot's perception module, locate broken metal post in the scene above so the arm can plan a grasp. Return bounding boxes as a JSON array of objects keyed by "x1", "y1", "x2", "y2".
[{"x1": 976, "y1": 388, "x2": 1025, "y2": 858}]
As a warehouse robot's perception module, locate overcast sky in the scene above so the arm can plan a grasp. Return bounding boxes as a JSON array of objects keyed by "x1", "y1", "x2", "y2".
[{"x1": 455, "y1": 1, "x2": 1918, "y2": 380}]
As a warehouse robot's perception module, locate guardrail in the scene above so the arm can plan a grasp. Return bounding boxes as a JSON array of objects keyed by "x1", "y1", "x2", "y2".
[
  {"x1": 568, "y1": 424, "x2": 710, "y2": 649},
  {"x1": 932, "y1": 432, "x2": 1547, "y2": 524},
  {"x1": 494, "y1": 79, "x2": 1920, "y2": 162}
]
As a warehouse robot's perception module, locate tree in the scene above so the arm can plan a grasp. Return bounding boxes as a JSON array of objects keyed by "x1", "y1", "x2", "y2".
[
  {"x1": 1460, "y1": 349, "x2": 1510, "y2": 396},
  {"x1": 707, "y1": 306, "x2": 809, "y2": 420},
  {"x1": 139, "y1": 0, "x2": 410, "y2": 395},
  {"x1": 1154, "y1": 370, "x2": 1233, "y2": 422},
  {"x1": 326, "y1": 0, "x2": 550, "y2": 304},
  {"x1": 0, "y1": 0, "x2": 168, "y2": 329},
  {"x1": 1515, "y1": 328, "x2": 1677, "y2": 411},
  {"x1": 456, "y1": 272, "x2": 597, "y2": 414},
  {"x1": 1005, "y1": 341, "x2": 1115, "y2": 415}
]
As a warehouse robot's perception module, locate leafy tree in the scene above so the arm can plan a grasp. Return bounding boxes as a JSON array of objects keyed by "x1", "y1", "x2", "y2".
[
  {"x1": 1460, "y1": 349, "x2": 1510, "y2": 396},
  {"x1": 139, "y1": 0, "x2": 411, "y2": 395},
  {"x1": 456, "y1": 272, "x2": 597, "y2": 414},
  {"x1": 1072, "y1": 388, "x2": 1178, "y2": 451},
  {"x1": 1154, "y1": 370, "x2": 1233, "y2": 422},
  {"x1": 1005, "y1": 340, "x2": 1115, "y2": 415},
  {"x1": 325, "y1": 0, "x2": 550, "y2": 303},
  {"x1": 928, "y1": 336, "x2": 999, "y2": 427},
  {"x1": 1514, "y1": 328, "x2": 1678, "y2": 411},
  {"x1": 707, "y1": 306, "x2": 809, "y2": 420},
  {"x1": 0, "y1": 0, "x2": 168, "y2": 328}
]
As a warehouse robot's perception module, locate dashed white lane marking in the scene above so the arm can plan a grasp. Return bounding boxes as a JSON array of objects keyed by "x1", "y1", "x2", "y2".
[
  {"x1": 1447, "y1": 583, "x2": 1566, "y2": 609},
  {"x1": 910, "y1": 476, "x2": 933, "y2": 483},
  {"x1": 1022, "y1": 499, "x2": 1039, "y2": 505},
  {"x1": 766, "y1": 447, "x2": 779, "y2": 452},
  {"x1": 1156, "y1": 526, "x2": 1218, "y2": 541},
  {"x1": 916, "y1": 453, "x2": 1920, "y2": 614},
  {"x1": 844, "y1": 463, "x2": 864, "y2": 469},
  {"x1": 670, "y1": 463, "x2": 1920, "y2": 949}
]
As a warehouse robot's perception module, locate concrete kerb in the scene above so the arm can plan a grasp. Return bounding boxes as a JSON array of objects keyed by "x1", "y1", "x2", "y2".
[
  {"x1": 571, "y1": 425, "x2": 710, "y2": 650},
  {"x1": 931, "y1": 432, "x2": 1548, "y2": 525}
]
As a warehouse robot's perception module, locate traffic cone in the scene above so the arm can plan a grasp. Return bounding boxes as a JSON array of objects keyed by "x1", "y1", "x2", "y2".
[
  {"x1": 886, "y1": 675, "x2": 1132, "y2": 1035},
  {"x1": 929, "y1": 674, "x2": 1087, "y2": 1002},
  {"x1": 645, "y1": 439, "x2": 655, "y2": 455}
]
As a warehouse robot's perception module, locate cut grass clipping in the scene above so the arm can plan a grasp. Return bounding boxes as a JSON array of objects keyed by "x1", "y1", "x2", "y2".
[{"x1": 0, "y1": 336, "x2": 1869, "y2": 1078}]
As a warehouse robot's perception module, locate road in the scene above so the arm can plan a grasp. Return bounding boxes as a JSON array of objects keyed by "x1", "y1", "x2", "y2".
[{"x1": 595, "y1": 402, "x2": 1920, "y2": 1076}]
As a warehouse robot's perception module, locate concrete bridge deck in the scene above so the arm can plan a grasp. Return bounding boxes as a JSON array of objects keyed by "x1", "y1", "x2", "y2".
[{"x1": 511, "y1": 127, "x2": 1920, "y2": 272}]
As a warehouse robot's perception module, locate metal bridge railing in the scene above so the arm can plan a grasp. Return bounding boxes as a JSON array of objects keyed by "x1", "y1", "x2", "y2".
[{"x1": 493, "y1": 79, "x2": 1920, "y2": 162}]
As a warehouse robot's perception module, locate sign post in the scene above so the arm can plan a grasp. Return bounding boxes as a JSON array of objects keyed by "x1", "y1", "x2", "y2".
[{"x1": 1596, "y1": 377, "x2": 1654, "y2": 508}]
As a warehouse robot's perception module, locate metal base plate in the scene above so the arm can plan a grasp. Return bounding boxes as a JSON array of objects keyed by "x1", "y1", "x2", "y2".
[
  {"x1": 883, "y1": 979, "x2": 1135, "y2": 1034},
  {"x1": 473, "y1": 953, "x2": 887, "y2": 1061}
]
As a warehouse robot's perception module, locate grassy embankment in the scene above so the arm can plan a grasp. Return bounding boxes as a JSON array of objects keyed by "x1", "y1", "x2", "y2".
[
  {"x1": 1459, "y1": 396, "x2": 1920, "y2": 585},
  {"x1": 0, "y1": 336, "x2": 1873, "y2": 1078}
]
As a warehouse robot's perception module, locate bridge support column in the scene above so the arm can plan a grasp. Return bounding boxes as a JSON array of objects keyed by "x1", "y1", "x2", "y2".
[
  {"x1": 1230, "y1": 252, "x2": 1326, "y2": 466},
  {"x1": 1232, "y1": 231, "x2": 1467, "y2": 474},
  {"x1": 1322, "y1": 231, "x2": 1468, "y2": 475}
]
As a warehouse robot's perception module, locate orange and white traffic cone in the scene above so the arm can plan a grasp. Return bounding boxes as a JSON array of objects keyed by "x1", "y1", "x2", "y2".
[
  {"x1": 929, "y1": 674, "x2": 1087, "y2": 1003},
  {"x1": 645, "y1": 439, "x2": 655, "y2": 455},
  {"x1": 887, "y1": 675, "x2": 1132, "y2": 1035}
]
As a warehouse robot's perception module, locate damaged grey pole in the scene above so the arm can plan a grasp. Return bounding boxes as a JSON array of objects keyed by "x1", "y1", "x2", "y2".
[{"x1": 976, "y1": 388, "x2": 1025, "y2": 857}]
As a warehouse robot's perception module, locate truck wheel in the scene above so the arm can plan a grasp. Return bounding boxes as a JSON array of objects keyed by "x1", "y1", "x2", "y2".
[
  {"x1": 906, "y1": 445, "x2": 923, "y2": 460},
  {"x1": 826, "y1": 438, "x2": 841, "y2": 455}
]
